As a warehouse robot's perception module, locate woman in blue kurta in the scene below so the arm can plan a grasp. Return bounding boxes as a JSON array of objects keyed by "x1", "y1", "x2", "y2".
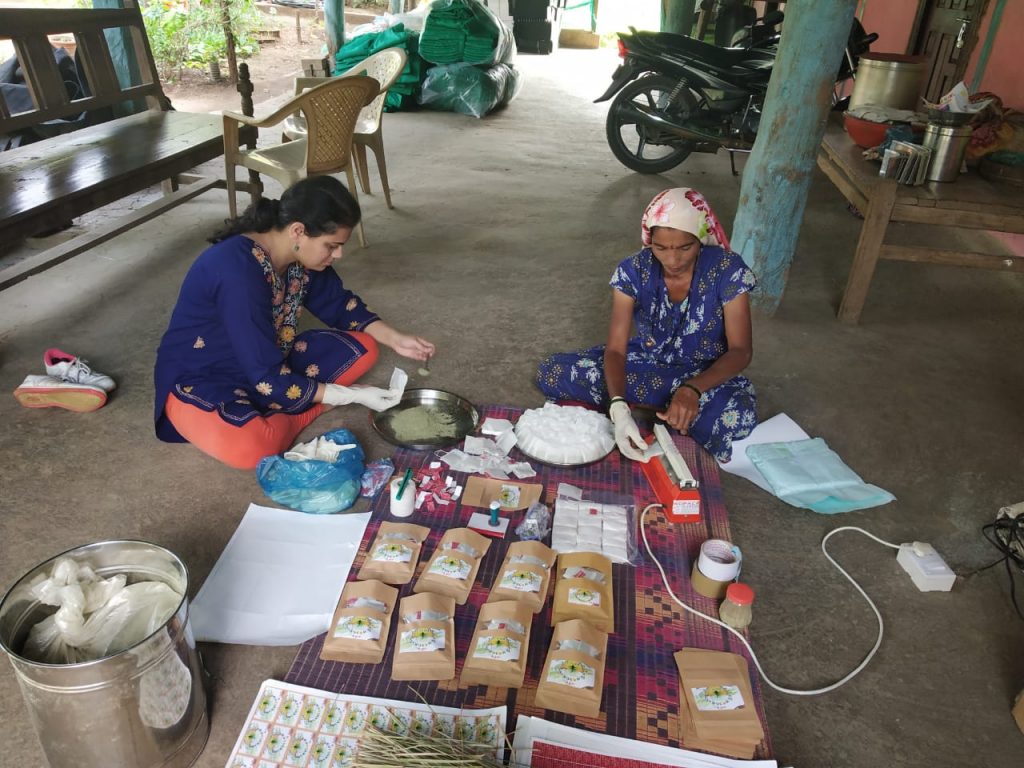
[
  {"x1": 536, "y1": 188, "x2": 756, "y2": 462},
  {"x1": 154, "y1": 176, "x2": 434, "y2": 469}
]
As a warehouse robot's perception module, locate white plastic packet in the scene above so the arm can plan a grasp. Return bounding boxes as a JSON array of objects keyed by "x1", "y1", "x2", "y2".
[{"x1": 22, "y1": 557, "x2": 182, "y2": 664}]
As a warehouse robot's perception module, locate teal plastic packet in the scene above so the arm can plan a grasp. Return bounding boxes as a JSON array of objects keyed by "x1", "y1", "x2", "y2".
[{"x1": 746, "y1": 437, "x2": 895, "y2": 514}]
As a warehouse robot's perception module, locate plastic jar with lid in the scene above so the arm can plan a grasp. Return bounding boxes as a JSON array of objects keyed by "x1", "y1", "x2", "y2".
[{"x1": 718, "y1": 582, "x2": 755, "y2": 630}]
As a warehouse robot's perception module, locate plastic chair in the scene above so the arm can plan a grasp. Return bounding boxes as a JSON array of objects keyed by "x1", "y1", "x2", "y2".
[
  {"x1": 222, "y1": 75, "x2": 380, "y2": 246},
  {"x1": 283, "y1": 48, "x2": 408, "y2": 209}
]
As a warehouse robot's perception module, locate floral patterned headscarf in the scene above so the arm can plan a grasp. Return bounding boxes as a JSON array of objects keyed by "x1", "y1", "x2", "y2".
[{"x1": 641, "y1": 187, "x2": 731, "y2": 250}]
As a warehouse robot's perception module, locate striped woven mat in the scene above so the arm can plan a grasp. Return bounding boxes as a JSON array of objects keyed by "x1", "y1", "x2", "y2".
[{"x1": 284, "y1": 405, "x2": 771, "y2": 758}]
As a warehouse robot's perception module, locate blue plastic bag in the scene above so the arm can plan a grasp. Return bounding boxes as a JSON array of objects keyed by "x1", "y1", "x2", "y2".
[{"x1": 256, "y1": 428, "x2": 365, "y2": 514}]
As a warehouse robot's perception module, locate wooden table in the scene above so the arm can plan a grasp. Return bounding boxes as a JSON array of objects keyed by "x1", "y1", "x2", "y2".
[{"x1": 816, "y1": 116, "x2": 1024, "y2": 323}]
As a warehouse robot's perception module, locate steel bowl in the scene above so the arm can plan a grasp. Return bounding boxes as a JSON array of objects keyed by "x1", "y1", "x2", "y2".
[{"x1": 371, "y1": 388, "x2": 479, "y2": 451}]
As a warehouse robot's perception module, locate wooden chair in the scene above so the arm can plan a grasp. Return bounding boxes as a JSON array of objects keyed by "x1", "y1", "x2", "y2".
[
  {"x1": 283, "y1": 48, "x2": 408, "y2": 209},
  {"x1": 222, "y1": 75, "x2": 380, "y2": 245}
]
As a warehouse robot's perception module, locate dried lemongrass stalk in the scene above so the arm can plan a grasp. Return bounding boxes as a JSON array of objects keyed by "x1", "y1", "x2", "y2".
[{"x1": 353, "y1": 724, "x2": 504, "y2": 768}]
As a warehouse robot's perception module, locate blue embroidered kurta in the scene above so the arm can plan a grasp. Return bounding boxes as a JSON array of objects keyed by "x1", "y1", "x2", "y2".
[
  {"x1": 154, "y1": 235, "x2": 379, "y2": 442},
  {"x1": 536, "y1": 245, "x2": 757, "y2": 461}
]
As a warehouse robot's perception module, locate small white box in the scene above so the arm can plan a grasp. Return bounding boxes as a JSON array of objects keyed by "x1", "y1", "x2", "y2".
[{"x1": 896, "y1": 542, "x2": 956, "y2": 592}]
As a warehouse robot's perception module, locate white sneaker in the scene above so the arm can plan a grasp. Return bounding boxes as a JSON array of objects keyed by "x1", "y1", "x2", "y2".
[
  {"x1": 44, "y1": 348, "x2": 116, "y2": 392},
  {"x1": 13, "y1": 375, "x2": 107, "y2": 412}
]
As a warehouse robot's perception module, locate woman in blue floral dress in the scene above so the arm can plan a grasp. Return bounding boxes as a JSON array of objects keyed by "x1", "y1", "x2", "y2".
[{"x1": 536, "y1": 188, "x2": 756, "y2": 462}]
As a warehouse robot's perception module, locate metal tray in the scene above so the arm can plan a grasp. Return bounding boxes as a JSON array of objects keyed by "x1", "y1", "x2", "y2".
[{"x1": 371, "y1": 388, "x2": 480, "y2": 451}]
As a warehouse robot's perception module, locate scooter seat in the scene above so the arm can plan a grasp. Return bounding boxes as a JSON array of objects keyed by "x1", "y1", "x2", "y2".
[{"x1": 634, "y1": 31, "x2": 765, "y2": 72}]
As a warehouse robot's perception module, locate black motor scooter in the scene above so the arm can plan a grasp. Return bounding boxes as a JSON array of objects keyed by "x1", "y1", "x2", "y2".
[{"x1": 596, "y1": 20, "x2": 876, "y2": 175}]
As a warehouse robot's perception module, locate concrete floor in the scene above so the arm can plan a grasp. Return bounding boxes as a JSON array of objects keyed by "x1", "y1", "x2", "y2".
[{"x1": 1, "y1": 48, "x2": 1023, "y2": 768}]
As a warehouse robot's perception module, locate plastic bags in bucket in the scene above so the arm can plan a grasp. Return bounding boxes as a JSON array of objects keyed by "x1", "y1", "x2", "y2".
[
  {"x1": 21, "y1": 557, "x2": 183, "y2": 664},
  {"x1": 256, "y1": 428, "x2": 365, "y2": 514}
]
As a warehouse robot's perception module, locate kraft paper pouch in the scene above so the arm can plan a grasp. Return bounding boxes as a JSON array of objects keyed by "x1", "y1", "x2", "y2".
[
  {"x1": 487, "y1": 540, "x2": 556, "y2": 613},
  {"x1": 674, "y1": 648, "x2": 764, "y2": 759},
  {"x1": 392, "y1": 592, "x2": 456, "y2": 681},
  {"x1": 414, "y1": 528, "x2": 491, "y2": 605},
  {"x1": 462, "y1": 476, "x2": 543, "y2": 511},
  {"x1": 321, "y1": 579, "x2": 397, "y2": 664},
  {"x1": 357, "y1": 522, "x2": 430, "y2": 585},
  {"x1": 551, "y1": 551, "x2": 614, "y2": 632},
  {"x1": 460, "y1": 600, "x2": 533, "y2": 689},
  {"x1": 534, "y1": 619, "x2": 608, "y2": 718}
]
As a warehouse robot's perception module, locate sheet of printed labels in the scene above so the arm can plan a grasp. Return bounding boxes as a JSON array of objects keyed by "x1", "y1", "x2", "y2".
[{"x1": 225, "y1": 679, "x2": 506, "y2": 768}]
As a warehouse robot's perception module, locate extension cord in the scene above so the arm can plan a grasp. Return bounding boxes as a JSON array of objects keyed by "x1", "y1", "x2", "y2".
[{"x1": 896, "y1": 542, "x2": 956, "y2": 592}]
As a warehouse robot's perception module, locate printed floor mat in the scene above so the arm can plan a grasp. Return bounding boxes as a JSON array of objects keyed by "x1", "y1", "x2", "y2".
[{"x1": 285, "y1": 405, "x2": 771, "y2": 758}]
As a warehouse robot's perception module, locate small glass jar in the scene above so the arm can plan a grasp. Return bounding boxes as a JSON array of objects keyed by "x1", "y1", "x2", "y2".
[{"x1": 718, "y1": 582, "x2": 755, "y2": 630}]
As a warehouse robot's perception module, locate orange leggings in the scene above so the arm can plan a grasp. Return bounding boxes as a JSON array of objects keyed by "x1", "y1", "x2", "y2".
[{"x1": 165, "y1": 331, "x2": 378, "y2": 470}]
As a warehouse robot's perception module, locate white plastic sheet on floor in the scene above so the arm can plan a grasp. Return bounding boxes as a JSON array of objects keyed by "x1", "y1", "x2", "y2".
[{"x1": 190, "y1": 503, "x2": 370, "y2": 645}]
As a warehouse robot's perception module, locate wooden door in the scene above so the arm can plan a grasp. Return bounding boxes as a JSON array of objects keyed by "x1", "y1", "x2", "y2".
[{"x1": 912, "y1": 0, "x2": 987, "y2": 102}]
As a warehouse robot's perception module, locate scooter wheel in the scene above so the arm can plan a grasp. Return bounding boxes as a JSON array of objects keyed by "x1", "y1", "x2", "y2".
[{"x1": 605, "y1": 75, "x2": 696, "y2": 174}]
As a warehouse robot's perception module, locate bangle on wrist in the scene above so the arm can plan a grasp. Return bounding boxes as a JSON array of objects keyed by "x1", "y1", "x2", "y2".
[
  {"x1": 678, "y1": 382, "x2": 702, "y2": 399},
  {"x1": 608, "y1": 396, "x2": 627, "y2": 412}
]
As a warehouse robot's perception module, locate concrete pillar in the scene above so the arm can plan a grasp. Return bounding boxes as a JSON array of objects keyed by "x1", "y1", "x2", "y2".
[
  {"x1": 731, "y1": 0, "x2": 858, "y2": 313},
  {"x1": 661, "y1": 0, "x2": 697, "y2": 36}
]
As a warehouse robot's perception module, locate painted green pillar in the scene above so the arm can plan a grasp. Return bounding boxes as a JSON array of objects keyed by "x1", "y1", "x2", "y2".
[
  {"x1": 661, "y1": 0, "x2": 697, "y2": 36},
  {"x1": 324, "y1": 0, "x2": 346, "y2": 69},
  {"x1": 731, "y1": 0, "x2": 858, "y2": 313}
]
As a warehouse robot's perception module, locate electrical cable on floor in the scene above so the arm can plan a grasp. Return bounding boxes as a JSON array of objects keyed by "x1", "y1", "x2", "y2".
[
  {"x1": 640, "y1": 504, "x2": 899, "y2": 696},
  {"x1": 964, "y1": 512, "x2": 1024, "y2": 621}
]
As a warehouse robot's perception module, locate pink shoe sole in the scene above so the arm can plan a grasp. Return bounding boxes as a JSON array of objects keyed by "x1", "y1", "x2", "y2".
[{"x1": 13, "y1": 384, "x2": 107, "y2": 412}]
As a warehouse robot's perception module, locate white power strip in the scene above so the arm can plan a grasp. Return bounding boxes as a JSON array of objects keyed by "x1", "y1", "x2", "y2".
[{"x1": 896, "y1": 542, "x2": 956, "y2": 592}]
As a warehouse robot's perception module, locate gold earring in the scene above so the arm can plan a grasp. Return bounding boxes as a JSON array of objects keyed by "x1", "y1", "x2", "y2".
[{"x1": 293, "y1": 243, "x2": 300, "y2": 252}]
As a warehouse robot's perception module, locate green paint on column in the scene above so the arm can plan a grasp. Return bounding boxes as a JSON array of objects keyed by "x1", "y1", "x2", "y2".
[
  {"x1": 324, "y1": 0, "x2": 346, "y2": 65},
  {"x1": 971, "y1": 0, "x2": 1006, "y2": 93},
  {"x1": 731, "y1": 0, "x2": 859, "y2": 314}
]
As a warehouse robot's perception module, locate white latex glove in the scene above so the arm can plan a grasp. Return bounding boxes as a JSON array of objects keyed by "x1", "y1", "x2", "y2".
[
  {"x1": 609, "y1": 400, "x2": 649, "y2": 463},
  {"x1": 322, "y1": 383, "x2": 401, "y2": 411}
]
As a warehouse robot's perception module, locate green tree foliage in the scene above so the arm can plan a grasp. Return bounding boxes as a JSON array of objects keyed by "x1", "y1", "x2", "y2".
[{"x1": 140, "y1": 0, "x2": 264, "y2": 79}]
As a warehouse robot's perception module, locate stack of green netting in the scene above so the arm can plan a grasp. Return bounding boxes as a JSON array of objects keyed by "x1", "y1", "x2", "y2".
[
  {"x1": 420, "y1": 0, "x2": 507, "y2": 66},
  {"x1": 334, "y1": 24, "x2": 423, "y2": 112}
]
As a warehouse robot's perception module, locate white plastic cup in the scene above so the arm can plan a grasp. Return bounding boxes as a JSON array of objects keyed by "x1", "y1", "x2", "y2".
[{"x1": 389, "y1": 477, "x2": 415, "y2": 518}]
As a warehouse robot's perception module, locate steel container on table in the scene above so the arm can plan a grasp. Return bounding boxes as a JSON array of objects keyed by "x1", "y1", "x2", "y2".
[
  {"x1": 0, "y1": 540, "x2": 209, "y2": 768},
  {"x1": 849, "y1": 53, "x2": 927, "y2": 111},
  {"x1": 923, "y1": 123, "x2": 973, "y2": 182}
]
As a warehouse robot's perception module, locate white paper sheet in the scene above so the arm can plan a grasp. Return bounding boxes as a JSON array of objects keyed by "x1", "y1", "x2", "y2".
[
  {"x1": 717, "y1": 413, "x2": 810, "y2": 493},
  {"x1": 511, "y1": 716, "x2": 780, "y2": 767},
  {"x1": 191, "y1": 503, "x2": 371, "y2": 645}
]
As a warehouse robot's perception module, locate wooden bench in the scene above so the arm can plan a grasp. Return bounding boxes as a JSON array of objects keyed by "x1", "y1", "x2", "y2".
[
  {"x1": 817, "y1": 114, "x2": 1024, "y2": 324},
  {"x1": 0, "y1": 2, "x2": 255, "y2": 291}
]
